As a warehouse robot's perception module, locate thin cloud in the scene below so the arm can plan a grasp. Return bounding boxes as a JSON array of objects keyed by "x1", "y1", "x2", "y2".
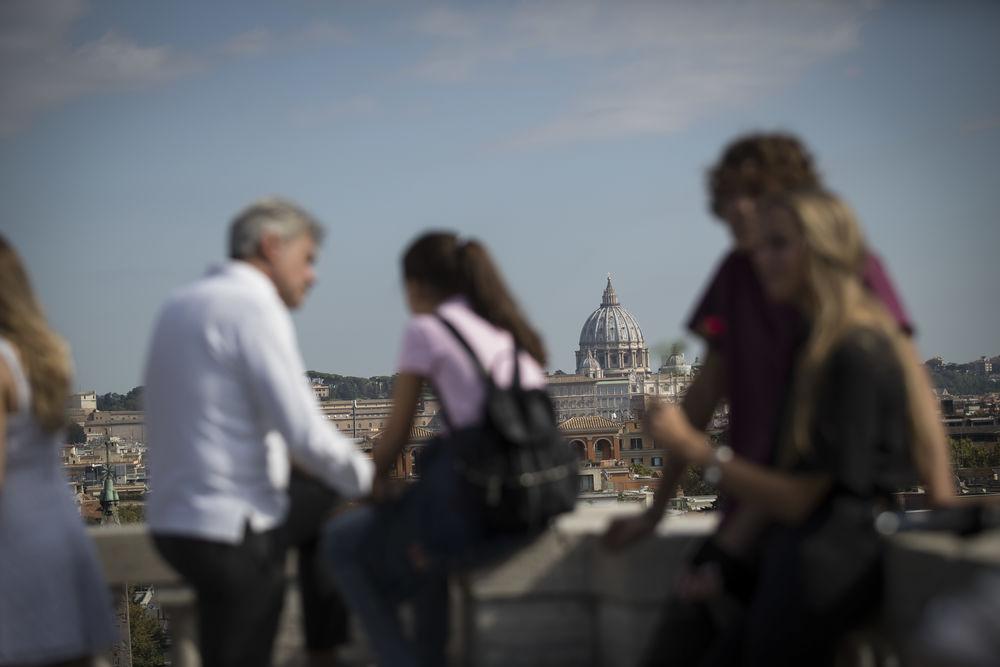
[
  {"x1": 290, "y1": 95, "x2": 379, "y2": 128},
  {"x1": 223, "y1": 28, "x2": 275, "y2": 57},
  {"x1": 222, "y1": 22, "x2": 350, "y2": 58},
  {"x1": 0, "y1": 2, "x2": 351, "y2": 136},
  {"x1": 407, "y1": 0, "x2": 874, "y2": 147},
  {"x1": 0, "y1": 0, "x2": 195, "y2": 136}
]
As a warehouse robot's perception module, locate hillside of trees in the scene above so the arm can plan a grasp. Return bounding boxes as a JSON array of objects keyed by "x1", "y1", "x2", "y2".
[
  {"x1": 306, "y1": 372, "x2": 396, "y2": 400},
  {"x1": 97, "y1": 386, "x2": 144, "y2": 411},
  {"x1": 929, "y1": 369, "x2": 997, "y2": 396},
  {"x1": 93, "y1": 373, "x2": 395, "y2": 408}
]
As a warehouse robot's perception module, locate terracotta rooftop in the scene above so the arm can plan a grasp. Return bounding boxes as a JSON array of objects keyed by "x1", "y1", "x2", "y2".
[
  {"x1": 557, "y1": 415, "x2": 621, "y2": 433},
  {"x1": 372, "y1": 425, "x2": 437, "y2": 443}
]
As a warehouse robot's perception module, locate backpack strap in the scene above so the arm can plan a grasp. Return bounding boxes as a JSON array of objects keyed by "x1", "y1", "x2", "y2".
[
  {"x1": 434, "y1": 313, "x2": 523, "y2": 389},
  {"x1": 435, "y1": 314, "x2": 488, "y2": 380}
]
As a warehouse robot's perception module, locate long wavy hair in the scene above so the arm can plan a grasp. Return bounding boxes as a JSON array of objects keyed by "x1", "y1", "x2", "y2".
[
  {"x1": 402, "y1": 232, "x2": 547, "y2": 366},
  {"x1": 0, "y1": 234, "x2": 72, "y2": 433},
  {"x1": 768, "y1": 191, "x2": 921, "y2": 459}
]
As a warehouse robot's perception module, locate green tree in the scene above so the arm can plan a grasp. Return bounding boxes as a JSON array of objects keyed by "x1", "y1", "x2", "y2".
[
  {"x1": 127, "y1": 588, "x2": 168, "y2": 667},
  {"x1": 97, "y1": 386, "x2": 144, "y2": 411},
  {"x1": 67, "y1": 422, "x2": 87, "y2": 444},
  {"x1": 118, "y1": 504, "x2": 145, "y2": 524},
  {"x1": 950, "y1": 438, "x2": 1000, "y2": 468},
  {"x1": 681, "y1": 466, "x2": 718, "y2": 497},
  {"x1": 305, "y1": 372, "x2": 396, "y2": 399},
  {"x1": 629, "y1": 461, "x2": 654, "y2": 477}
]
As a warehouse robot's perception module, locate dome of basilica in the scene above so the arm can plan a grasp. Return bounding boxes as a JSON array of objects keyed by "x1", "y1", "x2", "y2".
[
  {"x1": 575, "y1": 276, "x2": 650, "y2": 377},
  {"x1": 579, "y1": 276, "x2": 645, "y2": 347}
]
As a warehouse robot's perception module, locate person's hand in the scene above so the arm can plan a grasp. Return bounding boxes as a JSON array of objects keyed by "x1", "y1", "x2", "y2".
[
  {"x1": 602, "y1": 511, "x2": 659, "y2": 551},
  {"x1": 646, "y1": 403, "x2": 709, "y2": 464}
]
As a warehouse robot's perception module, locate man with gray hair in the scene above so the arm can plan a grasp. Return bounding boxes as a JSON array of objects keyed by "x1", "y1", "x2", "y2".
[{"x1": 144, "y1": 198, "x2": 374, "y2": 667}]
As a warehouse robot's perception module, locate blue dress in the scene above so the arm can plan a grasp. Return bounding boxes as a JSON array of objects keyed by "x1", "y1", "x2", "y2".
[{"x1": 0, "y1": 338, "x2": 117, "y2": 665}]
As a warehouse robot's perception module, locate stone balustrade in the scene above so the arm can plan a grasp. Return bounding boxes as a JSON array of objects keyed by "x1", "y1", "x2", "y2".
[{"x1": 87, "y1": 505, "x2": 999, "y2": 666}]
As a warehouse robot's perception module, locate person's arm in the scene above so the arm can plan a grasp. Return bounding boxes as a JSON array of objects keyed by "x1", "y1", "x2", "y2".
[
  {"x1": 372, "y1": 373, "x2": 422, "y2": 479},
  {"x1": 239, "y1": 304, "x2": 374, "y2": 499},
  {"x1": 603, "y1": 351, "x2": 726, "y2": 549},
  {"x1": 648, "y1": 404, "x2": 831, "y2": 524},
  {"x1": 901, "y1": 340, "x2": 956, "y2": 506}
]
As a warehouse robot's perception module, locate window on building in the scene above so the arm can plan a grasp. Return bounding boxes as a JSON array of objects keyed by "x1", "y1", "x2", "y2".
[
  {"x1": 629, "y1": 437, "x2": 642, "y2": 450},
  {"x1": 651, "y1": 457, "x2": 664, "y2": 467},
  {"x1": 630, "y1": 457, "x2": 643, "y2": 465},
  {"x1": 578, "y1": 475, "x2": 595, "y2": 492}
]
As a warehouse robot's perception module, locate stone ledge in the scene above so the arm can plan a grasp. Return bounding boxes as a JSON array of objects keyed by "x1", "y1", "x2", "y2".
[{"x1": 87, "y1": 509, "x2": 999, "y2": 666}]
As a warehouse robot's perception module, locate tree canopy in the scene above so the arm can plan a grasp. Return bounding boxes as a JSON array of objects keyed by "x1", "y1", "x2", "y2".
[
  {"x1": 306, "y1": 372, "x2": 396, "y2": 400},
  {"x1": 97, "y1": 386, "x2": 144, "y2": 411}
]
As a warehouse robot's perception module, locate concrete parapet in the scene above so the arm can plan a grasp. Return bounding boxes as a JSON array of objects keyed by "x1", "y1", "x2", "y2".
[{"x1": 87, "y1": 508, "x2": 999, "y2": 666}]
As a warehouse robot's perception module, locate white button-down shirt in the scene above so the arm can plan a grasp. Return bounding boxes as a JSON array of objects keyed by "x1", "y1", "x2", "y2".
[{"x1": 144, "y1": 261, "x2": 373, "y2": 543}]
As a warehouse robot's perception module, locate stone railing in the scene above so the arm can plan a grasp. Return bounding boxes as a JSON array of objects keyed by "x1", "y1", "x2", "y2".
[{"x1": 88, "y1": 506, "x2": 1000, "y2": 666}]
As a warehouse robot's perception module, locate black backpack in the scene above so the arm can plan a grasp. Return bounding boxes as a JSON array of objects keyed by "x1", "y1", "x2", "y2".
[{"x1": 434, "y1": 315, "x2": 578, "y2": 535}]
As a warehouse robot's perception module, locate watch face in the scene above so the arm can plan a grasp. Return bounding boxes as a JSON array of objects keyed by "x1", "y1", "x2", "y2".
[{"x1": 703, "y1": 465, "x2": 722, "y2": 486}]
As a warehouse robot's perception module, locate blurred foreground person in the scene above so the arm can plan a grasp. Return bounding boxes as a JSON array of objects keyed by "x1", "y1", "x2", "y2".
[
  {"x1": 144, "y1": 199, "x2": 374, "y2": 667},
  {"x1": 648, "y1": 190, "x2": 920, "y2": 665},
  {"x1": 324, "y1": 232, "x2": 571, "y2": 667},
  {"x1": 601, "y1": 133, "x2": 952, "y2": 665},
  {"x1": 0, "y1": 234, "x2": 117, "y2": 666}
]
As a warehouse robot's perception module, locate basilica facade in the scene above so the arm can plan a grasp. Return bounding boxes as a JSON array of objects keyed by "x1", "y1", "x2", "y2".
[{"x1": 548, "y1": 277, "x2": 695, "y2": 423}]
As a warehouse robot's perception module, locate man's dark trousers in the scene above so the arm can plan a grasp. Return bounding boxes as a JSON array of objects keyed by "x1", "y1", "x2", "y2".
[{"x1": 153, "y1": 471, "x2": 349, "y2": 667}]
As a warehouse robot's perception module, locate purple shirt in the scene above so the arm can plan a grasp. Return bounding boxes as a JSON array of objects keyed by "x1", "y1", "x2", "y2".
[
  {"x1": 398, "y1": 297, "x2": 546, "y2": 429},
  {"x1": 687, "y1": 250, "x2": 912, "y2": 466}
]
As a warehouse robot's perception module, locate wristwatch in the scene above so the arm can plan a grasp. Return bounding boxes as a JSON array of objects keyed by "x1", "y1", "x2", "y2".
[{"x1": 702, "y1": 445, "x2": 733, "y2": 486}]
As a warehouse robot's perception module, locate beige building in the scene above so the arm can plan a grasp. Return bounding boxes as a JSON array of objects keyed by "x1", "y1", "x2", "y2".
[
  {"x1": 319, "y1": 397, "x2": 442, "y2": 438},
  {"x1": 83, "y1": 411, "x2": 146, "y2": 443}
]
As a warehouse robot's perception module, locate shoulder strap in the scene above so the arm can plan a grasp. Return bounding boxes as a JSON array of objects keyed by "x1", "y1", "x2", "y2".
[
  {"x1": 435, "y1": 313, "x2": 523, "y2": 389},
  {"x1": 434, "y1": 314, "x2": 489, "y2": 380}
]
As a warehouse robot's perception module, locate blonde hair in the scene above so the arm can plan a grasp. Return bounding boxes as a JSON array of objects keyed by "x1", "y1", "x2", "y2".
[
  {"x1": 0, "y1": 234, "x2": 72, "y2": 433},
  {"x1": 769, "y1": 191, "x2": 921, "y2": 460}
]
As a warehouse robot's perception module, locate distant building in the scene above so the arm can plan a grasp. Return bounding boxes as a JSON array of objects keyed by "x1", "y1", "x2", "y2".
[
  {"x1": 312, "y1": 382, "x2": 331, "y2": 401},
  {"x1": 981, "y1": 356, "x2": 993, "y2": 375},
  {"x1": 66, "y1": 391, "x2": 98, "y2": 425},
  {"x1": 319, "y1": 397, "x2": 441, "y2": 438},
  {"x1": 547, "y1": 276, "x2": 694, "y2": 423}
]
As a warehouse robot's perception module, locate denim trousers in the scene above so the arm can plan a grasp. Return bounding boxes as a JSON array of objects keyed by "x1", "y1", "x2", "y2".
[{"x1": 324, "y1": 503, "x2": 453, "y2": 667}]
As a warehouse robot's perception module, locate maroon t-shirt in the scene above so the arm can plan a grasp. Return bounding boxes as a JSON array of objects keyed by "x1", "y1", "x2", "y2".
[{"x1": 687, "y1": 250, "x2": 913, "y2": 467}]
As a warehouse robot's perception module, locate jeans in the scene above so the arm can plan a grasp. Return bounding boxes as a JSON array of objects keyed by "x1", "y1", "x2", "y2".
[{"x1": 323, "y1": 505, "x2": 449, "y2": 667}]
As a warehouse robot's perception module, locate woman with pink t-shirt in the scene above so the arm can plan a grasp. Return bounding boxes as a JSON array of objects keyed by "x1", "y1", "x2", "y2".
[{"x1": 324, "y1": 231, "x2": 548, "y2": 667}]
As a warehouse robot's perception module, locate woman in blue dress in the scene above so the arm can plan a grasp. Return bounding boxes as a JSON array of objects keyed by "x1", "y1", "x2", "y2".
[{"x1": 0, "y1": 234, "x2": 117, "y2": 667}]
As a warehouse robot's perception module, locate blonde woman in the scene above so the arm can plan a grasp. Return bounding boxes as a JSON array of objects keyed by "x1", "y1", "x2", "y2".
[
  {"x1": 0, "y1": 235, "x2": 116, "y2": 667},
  {"x1": 647, "y1": 191, "x2": 918, "y2": 665}
]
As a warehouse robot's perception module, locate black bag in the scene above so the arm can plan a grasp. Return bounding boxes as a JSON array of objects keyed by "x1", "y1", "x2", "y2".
[{"x1": 435, "y1": 315, "x2": 578, "y2": 535}]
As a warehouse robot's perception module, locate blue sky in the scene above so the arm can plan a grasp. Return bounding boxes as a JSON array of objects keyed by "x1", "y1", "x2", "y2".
[{"x1": 2, "y1": 0, "x2": 998, "y2": 392}]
